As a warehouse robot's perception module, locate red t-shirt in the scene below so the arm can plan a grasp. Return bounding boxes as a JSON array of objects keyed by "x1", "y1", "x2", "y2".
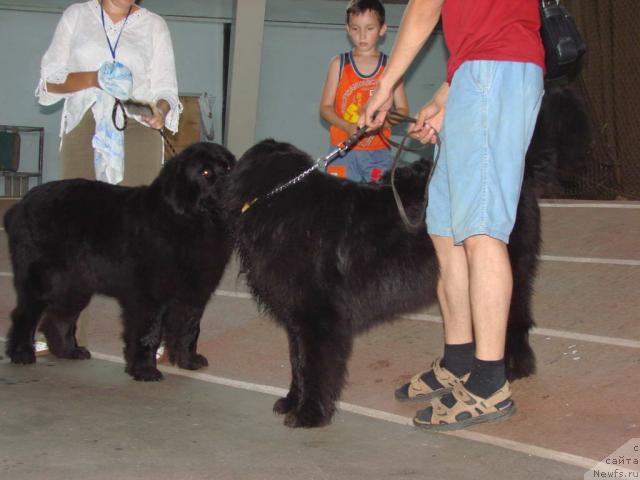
[{"x1": 442, "y1": 0, "x2": 545, "y2": 83}]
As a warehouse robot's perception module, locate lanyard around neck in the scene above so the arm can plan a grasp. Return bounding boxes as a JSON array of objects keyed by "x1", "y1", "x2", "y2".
[{"x1": 100, "y1": 1, "x2": 133, "y2": 61}]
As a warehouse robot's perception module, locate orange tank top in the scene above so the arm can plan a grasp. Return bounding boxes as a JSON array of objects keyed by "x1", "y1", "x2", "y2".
[{"x1": 329, "y1": 51, "x2": 391, "y2": 151}]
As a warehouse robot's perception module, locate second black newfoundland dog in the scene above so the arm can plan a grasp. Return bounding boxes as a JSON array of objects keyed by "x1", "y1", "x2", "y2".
[
  {"x1": 221, "y1": 88, "x2": 587, "y2": 428},
  {"x1": 4, "y1": 142, "x2": 235, "y2": 381}
]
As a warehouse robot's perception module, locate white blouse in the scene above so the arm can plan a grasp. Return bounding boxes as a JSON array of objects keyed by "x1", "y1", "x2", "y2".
[{"x1": 36, "y1": 0, "x2": 182, "y2": 136}]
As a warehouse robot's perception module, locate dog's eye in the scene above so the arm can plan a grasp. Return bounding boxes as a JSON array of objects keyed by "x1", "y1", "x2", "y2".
[{"x1": 200, "y1": 169, "x2": 212, "y2": 178}]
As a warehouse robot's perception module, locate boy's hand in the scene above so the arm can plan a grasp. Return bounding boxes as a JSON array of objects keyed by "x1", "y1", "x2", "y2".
[
  {"x1": 359, "y1": 82, "x2": 394, "y2": 131},
  {"x1": 345, "y1": 122, "x2": 360, "y2": 137}
]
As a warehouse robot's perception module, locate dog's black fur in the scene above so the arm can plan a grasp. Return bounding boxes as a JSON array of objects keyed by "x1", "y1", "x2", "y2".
[
  {"x1": 221, "y1": 88, "x2": 587, "y2": 428},
  {"x1": 4, "y1": 142, "x2": 236, "y2": 381}
]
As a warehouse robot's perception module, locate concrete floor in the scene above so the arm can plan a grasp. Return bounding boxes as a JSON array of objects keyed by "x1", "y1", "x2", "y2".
[
  {"x1": 1, "y1": 197, "x2": 639, "y2": 479},
  {"x1": 0, "y1": 345, "x2": 587, "y2": 480}
]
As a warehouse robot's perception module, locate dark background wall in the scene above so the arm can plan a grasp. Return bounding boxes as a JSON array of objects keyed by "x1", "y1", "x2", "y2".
[{"x1": 563, "y1": 0, "x2": 639, "y2": 199}]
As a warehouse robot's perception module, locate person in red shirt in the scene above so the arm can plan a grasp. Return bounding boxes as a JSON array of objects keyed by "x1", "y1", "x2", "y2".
[{"x1": 361, "y1": 0, "x2": 544, "y2": 430}]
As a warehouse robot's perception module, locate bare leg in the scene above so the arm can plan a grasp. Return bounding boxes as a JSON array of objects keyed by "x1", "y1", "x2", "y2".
[
  {"x1": 430, "y1": 234, "x2": 474, "y2": 345},
  {"x1": 463, "y1": 235, "x2": 512, "y2": 361},
  {"x1": 412, "y1": 234, "x2": 514, "y2": 429}
]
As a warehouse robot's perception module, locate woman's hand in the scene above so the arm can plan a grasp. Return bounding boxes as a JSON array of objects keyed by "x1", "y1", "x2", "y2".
[{"x1": 143, "y1": 99, "x2": 170, "y2": 130}]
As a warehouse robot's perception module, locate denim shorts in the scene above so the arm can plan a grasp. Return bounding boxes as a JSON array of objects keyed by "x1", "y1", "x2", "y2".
[
  {"x1": 426, "y1": 60, "x2": 544, "y2": 244},
  {"x1": 327, "y1": 146, "x2": 393, "y2": 182}
]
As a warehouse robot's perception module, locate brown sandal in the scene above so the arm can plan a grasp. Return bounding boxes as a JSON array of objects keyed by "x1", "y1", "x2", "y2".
[
  {"x1": 395, "y1": 358, "x2": 469, "y2": 403},
  {"x1": 413, "y1": 381, "x2": 516, "y2": 431}
]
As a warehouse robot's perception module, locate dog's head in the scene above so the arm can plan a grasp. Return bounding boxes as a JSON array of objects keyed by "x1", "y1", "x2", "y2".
[
  {"x1": 221, "y1": 139, "x2": 315, "y2": 215},
  {"x1": 155, "y1": 142, "x2": 236, "y2": 217}
]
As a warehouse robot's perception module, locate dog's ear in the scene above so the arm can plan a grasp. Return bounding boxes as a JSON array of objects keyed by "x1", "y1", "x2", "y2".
[{"x1": 158, "y1": 154, "x2": 192, "y2": 216}]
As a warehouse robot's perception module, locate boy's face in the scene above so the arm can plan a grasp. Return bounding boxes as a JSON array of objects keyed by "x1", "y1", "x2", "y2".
[{"x1": 346, "y1": 10, "x2": 387, "y2": 53}]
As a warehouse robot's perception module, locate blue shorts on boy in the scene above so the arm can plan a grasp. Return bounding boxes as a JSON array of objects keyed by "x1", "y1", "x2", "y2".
[
  {"x1": 327, "y1": 146, "x2": 393, "y2": 182},
  {"x1": 426, "y1": 60, "x2": 544, "y2": 245}
]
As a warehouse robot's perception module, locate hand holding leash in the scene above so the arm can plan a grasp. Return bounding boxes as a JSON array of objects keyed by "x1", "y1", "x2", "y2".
[
  {"x1": 317, "y1": 125, "x2": 368, "y2": 170},
  {"x1": 359, "y1": 83, "x2": 394, "y2": 131},
  {"x1": 120, "y1": 100, "x2": 178, "y2": 157}
]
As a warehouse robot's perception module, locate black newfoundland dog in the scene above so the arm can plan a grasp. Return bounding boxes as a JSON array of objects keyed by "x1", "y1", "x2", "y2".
[
  {"x1": 221, "y1": 88, "x2": 587, "y2": 428},
  {"x1": 4, "y1": 142, "x2": 235, "y2": 381}
]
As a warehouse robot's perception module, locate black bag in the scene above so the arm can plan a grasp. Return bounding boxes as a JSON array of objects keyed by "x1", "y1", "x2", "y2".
[{"x1": 540, "y1": 0, "x2": 586, "y2": 82}]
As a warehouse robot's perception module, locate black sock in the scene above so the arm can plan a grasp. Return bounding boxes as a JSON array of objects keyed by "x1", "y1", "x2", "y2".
[
  {"x1": 441, "y1": 342, "x2": 475, "y2": 377},
  {"x1": 421, "y1": 342, "x2": 474, "y2": 390},
  {"x1": 463, "y1": 358, "x2": 507, "y2": 399}
]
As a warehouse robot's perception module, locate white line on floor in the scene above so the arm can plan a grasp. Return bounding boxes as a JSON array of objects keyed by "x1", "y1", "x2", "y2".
[
  {"x1": 331, "y1": 405, "x2": 598, "y2": 470},
  {"x1": 212, "y1": 290, "x2": 640, "y2": 350},
  {"x1": 399, "y1": 312, "x2": 640, "y2": 349},
  {"x1": 541, "y1": 255, "x2": 640, "y2": 266},
  {"x1": 1, "y1": 280, "x2": 635, "y2": 350},
  {"x1": 43, "y1": 348, "x2": 597, "y2": 471},
  {"x1": 540, "y1": 202, "x2": 640, "y2": 209},
  {"x1": 215, "y1": 290, "x2": 252, "y2": 299},
  {"x1": 530, "y1": 327, "x2": 640, "y2": 349}
]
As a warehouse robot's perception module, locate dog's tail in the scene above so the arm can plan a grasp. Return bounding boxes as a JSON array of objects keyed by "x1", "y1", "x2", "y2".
[
  {"x1": 506, "y1": 86, "x2": 590, "y2": 380},
  {"x1": 524, "y1": 84, "x2": 591, "y2": 196}
]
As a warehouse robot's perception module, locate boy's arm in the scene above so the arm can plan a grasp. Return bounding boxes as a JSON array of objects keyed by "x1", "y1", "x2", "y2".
[{"x1": 319, "y1": 56, "x2": 359, "y2": 137}]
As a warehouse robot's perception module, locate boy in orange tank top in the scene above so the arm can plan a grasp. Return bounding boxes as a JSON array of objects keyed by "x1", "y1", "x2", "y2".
[{"x1": 320, "y1": 0, "x2": 408, "y2": 182}]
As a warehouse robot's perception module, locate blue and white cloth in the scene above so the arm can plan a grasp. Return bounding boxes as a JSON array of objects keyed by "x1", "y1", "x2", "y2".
[
  {"x1": 97, "y1": 61, "x2": 132, "y2": 100},
  {"x1": 92, "y1": 61, "x2": 133, "y2": 184}
]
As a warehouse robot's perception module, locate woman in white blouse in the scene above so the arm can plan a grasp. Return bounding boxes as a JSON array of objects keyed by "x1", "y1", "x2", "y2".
[
  {"x1": 35, "y1": 0, "x2": 181, "y2": 350},
  {"x1": 37, "y1": 0, "x2": 181, "y2": 186}
]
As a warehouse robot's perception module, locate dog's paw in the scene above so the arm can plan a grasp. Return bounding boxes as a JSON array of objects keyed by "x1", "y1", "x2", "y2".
[
  {"x1": 283, "y1": 403, "x2": 332, "y2": 428},
  {"x1": 130, "y1": 366, "x2": 164, "y2": 382},
  {"x1": 57, "y1": 347, "x2": 91, "y2": 360},
  {"x1": 177, "y1": 353, "x2": 209, "y2": 371},
  {"x1": 273, "y1": 395, "x2": 297, "y2": 415},
  {"x1": 9, "y1": 345, "x2": 36, "y2": 364}
]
